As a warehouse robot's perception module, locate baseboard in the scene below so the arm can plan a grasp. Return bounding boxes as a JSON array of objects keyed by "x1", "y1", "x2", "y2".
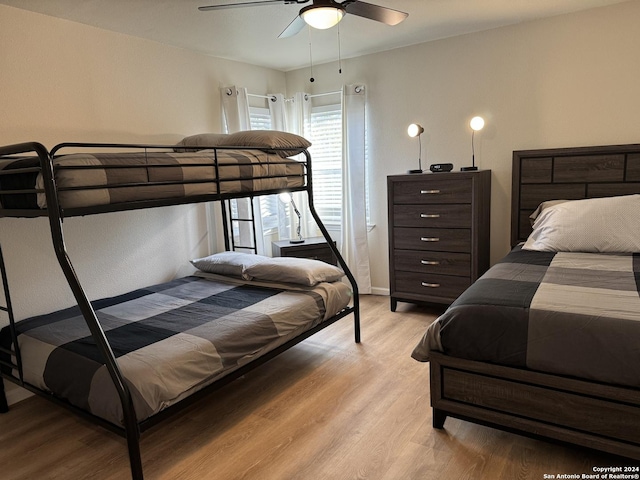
[
  {"x1": 370, "y1": 287, "x2": 390, "y2": 296},
  {"x1": 6, "y1": 385, "x2": 32, "y2": 406}
]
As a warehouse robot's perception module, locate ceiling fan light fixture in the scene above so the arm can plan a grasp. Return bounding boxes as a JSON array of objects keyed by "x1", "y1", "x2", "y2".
[{"x1": 301, "y1": 5, "x2": 345, "y2": 30}]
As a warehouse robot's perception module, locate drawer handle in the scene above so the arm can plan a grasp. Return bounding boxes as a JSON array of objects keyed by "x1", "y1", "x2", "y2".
[
  {"x1": 420, "y1": 189, "x2": 440, "y2": 194},
  {"x1": 422, "y1": 282, "x2": 441, "y2": 288},
  {"x1": 421, "y1": 237, "x2": 440, "y2": 242},
  {"x1": 421, "y1": 260, "x2": 440, "y2": 265},
  {"x1": 420, "y1": 214, "x2": 440, "y2": 218}
]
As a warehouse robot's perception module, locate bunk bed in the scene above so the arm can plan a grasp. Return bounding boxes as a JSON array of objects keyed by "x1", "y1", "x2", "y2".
[
  {"x1": 412, "y1": 143, "x2": 640, "y2": 461},
  {"x1": 0, "y1": 135, "x2": 360, "y2": 480}
]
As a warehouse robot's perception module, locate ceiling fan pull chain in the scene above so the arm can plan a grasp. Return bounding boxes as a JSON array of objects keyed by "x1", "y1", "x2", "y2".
[
  {"x1": 308, "y1": 25, "x2": 315, "y2": 82},
  {"x1": 337, "y1": 20, "x2": 342, "y2": 74}
]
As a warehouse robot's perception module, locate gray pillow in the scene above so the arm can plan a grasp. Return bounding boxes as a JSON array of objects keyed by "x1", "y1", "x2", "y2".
[
  {"x1": 190, "y1": 251, "x2": 264, "y2": 277},
  {"x1": 191, "y1": 251, "x2": 344, "y2": 286},
  {"x1": 243, "y1": 256, "x2": 344, "y2": 286},
  {"x1": 174, "y1": 133, "x2": 229, "y2": 152},
  {"x1": 218, "y1": 130, "x2": 311, "y2": 158}
]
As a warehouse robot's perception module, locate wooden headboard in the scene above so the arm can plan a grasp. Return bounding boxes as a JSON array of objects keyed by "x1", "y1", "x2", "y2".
[{"x1": 511, "y1": 144, "x2": 640, "y2": 246}]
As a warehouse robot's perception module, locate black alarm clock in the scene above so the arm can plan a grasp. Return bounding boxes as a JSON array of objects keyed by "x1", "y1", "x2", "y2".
[{"x1": 429, "y1": 163, "x2": 453, "y2": 173}]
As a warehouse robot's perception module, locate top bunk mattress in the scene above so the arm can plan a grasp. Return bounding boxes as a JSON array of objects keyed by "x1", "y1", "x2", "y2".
[
  {"x1": 0, "y1": 149, "x2": 305, "y2": 211},
  {"x1": 412, "y1": 246, "x2": 640, "y2": 389},
  {"x1": 0, "y1": 273, "x2": 351, "y2": 426}
]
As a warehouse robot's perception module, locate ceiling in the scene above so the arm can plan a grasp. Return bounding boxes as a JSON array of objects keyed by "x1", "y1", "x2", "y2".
[{"x1": 0, "y1": 0, "x2": 630, "y2": 71}]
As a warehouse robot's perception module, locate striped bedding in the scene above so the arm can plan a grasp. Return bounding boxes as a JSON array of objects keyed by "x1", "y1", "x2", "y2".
[
  {"x1": 412, "y1": 246, "x2": 640, "y2": 388},
  {"x1": 0, "y1": 149, "x2": 305, "y2": 210},
  {"x1": 0, "y1": 274, "x2": 351, "y2": 426}
]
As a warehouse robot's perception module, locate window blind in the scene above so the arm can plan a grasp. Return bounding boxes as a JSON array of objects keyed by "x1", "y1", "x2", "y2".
[{"x1": 308, "y1": 104, "x2": 343, "y2": 226}]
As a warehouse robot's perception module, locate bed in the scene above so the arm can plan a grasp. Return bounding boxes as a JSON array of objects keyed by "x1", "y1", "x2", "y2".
[
  {"x1": 412, "y1": 143, "x2": 640, "y2": 460},
  {"x1": 0, "y1": 132, "x2": 360, "y2": 480}
]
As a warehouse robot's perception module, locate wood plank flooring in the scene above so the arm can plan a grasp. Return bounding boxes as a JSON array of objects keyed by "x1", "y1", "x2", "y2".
[{"x1": 0, "y1": 295, "x2": 629, "y2": 479}]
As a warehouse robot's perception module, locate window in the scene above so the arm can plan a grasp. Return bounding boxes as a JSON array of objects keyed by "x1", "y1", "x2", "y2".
[
  {"x1": 248, "y1": 99, "x2": 365, "y2": 237},
  {"x1": 248, "y1": 106, "x2": 272, "y2": 131},
  {"x1": 307, "y1": 104, "x2": 343, "y2": 226},
  {"x1": 248, "y1": 107, "x2": 285, "y2": 235}
]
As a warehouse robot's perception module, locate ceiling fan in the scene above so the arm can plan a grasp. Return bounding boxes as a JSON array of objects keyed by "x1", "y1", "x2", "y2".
[{"x1": 198, "y1": 0, "x2": 408, "y2": 38}]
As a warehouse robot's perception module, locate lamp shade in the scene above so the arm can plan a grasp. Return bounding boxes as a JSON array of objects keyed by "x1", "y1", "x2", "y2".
[
  {"x1": 301, "y1": 5, "x2": 345, "y2": 29},
  {"x1": 470, "y1": 116, "x2": 485, "y2": 131},
  {"x1": 278, "y1": 192, "x2": 292, "y2": 203},
  {"x1": 407, "y1": 123, "x2": 424, "y2": 138}
]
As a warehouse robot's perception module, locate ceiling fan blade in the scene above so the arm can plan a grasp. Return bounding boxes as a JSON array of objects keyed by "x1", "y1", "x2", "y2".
[
  {"x1": 278, "y1": 15, "x2": 307, "y2": 38},
  {"x1": 199, "y1": 1, "x2": 287, "y2": 12},
  {"x1": 343, "y1": 1, "x2": 408, "y2": 26}
]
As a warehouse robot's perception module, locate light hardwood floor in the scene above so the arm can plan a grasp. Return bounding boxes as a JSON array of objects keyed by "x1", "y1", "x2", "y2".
[{"x1": 0, "y1": 295, "x2": 628, "y2": 479}]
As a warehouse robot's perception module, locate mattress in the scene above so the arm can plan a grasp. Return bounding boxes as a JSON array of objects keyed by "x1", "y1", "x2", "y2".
[
  {"x1": 0, "y1": 149, "x2": 305, "y2": 210},
  {"x1": 0, "y1": 274, "x2": 351, "y2": 426},
  {"x1": 412, "y1": 246, "x2": 640, "y2": 388}
]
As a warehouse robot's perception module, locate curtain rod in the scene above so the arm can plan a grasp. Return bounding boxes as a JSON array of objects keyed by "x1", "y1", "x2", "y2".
[
  {"x1": 247, "y1": 93, "x2": 277, "y2": 102},
  {"x1": 247, "y1": 90, "x2": 343, "y2": 102},
  {"x1": 306, "y1": 90, "x2": 341, "y2": 99}
]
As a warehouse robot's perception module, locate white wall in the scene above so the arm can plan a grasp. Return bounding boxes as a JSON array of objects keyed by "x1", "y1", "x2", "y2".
[
  {"x1": 0, "y1": 5, "x2": 285, "y2": 403},
  {"x1": 285, "y1": 0, "x2": 640, "y2": 294}
]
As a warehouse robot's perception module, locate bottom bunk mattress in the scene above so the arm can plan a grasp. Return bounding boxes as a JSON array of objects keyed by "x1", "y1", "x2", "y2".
[
  {"x1": 412, "y1": 246, "x2": 640, "y2": 388},
  {"x1": 0, "y1": 274, "x2": 351, "y2": 426}
]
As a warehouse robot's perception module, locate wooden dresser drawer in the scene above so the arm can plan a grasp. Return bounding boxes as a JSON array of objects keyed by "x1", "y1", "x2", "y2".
[
  {"x1": 392, "y1": 177, "x2": 472, "y2": 204},
  {"x1": 394, "y1": 250, "x2": 470, "y2": 277},
  {"x1": 393, "y1": 204, "x2": 471, "y2": 228},
  {"x1": 393, "y1": 227, "x2": 470, "y2": 253},
  {"x1": 395, "y1": 272, "x2": 471, "y2": 300}
]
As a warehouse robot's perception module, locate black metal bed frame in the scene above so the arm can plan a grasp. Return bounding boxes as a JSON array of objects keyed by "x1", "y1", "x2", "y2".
[{"x1": 0, "y1": 141, "x2": 360, "y2": 480}]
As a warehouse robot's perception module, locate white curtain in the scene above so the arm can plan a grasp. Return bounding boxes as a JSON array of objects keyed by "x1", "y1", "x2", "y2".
[
  {"x1": 220, "y1": 86, "x2": 250, "y2": 132},
  {"x1": 287, "y1": 92, "x2": 311, "y2": 137},
  {"x1": 268, "y1": 93, "x2": 286, "y2": 131},
  {"x1": 219, "y1": 86, "x2": 266, "y2": 255},
  {"x1": 288, "y1": 93, "x2": 315, "y2": 240},
  {"x1": 267, "y1": 92, "x2": 316, "y2": 241},
  {"x1": 267, "y1": 93, "x2": 290, "y2": 240},
  {"x1": 341, "y1": 84, "x2": 371, "y2": 293}
]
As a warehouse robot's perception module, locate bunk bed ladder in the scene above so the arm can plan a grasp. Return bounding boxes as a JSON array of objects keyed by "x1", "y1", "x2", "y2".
[{"x1": 221, "y1": 197, "x2": 258, "y2": 253}]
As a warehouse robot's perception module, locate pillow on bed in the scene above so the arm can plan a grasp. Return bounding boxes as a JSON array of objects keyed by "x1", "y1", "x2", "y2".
[
  {"x1": 522, "y1": 194, "x2": 640, "y2": 252},
  {"x1": 243, "y1": 256, "x2": 344, "y2": 286},
  {"x1": 174, "y1": 133, "x2": 229, "y2": 152},
  {"x1": 217, "y1": 130, "x2": 311, "y2": 158},
  {"x1": 191, "y1": 251, "x2": 344, "y2": 286},
  {"x1": 528, "y1": 199, "x2": 569, "y2": 225},
  {"x1": 190, "y1": 251, "x2": 264, "y2": 277}
]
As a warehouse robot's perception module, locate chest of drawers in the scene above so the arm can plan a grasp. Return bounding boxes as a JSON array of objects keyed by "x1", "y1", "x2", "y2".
[{"x1": 387, "y1": 170, "x2": 491, "y2": 310}]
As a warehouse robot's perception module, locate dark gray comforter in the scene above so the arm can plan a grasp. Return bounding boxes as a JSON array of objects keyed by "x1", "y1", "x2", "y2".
[
  {"x1": 412, "y1": 246, "x2": 640, "y2": 388},
  {"x1": 1, "y1": 275, "x2": 350, "y2": 426}
]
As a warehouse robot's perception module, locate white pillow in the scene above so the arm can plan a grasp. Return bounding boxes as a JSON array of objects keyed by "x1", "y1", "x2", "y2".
[
  {"x1": 528, "y1": 199, "x2": 569, "y2": 225},
  {"x1": 243, "y1": 256, "x2": 344, "y2": 286},
  {"x1": 190, "y1": 251, "x2": 265, "y2": 278},
  {"x1": 522, "y1": 194, "x2": 640, "y2": 253}
]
